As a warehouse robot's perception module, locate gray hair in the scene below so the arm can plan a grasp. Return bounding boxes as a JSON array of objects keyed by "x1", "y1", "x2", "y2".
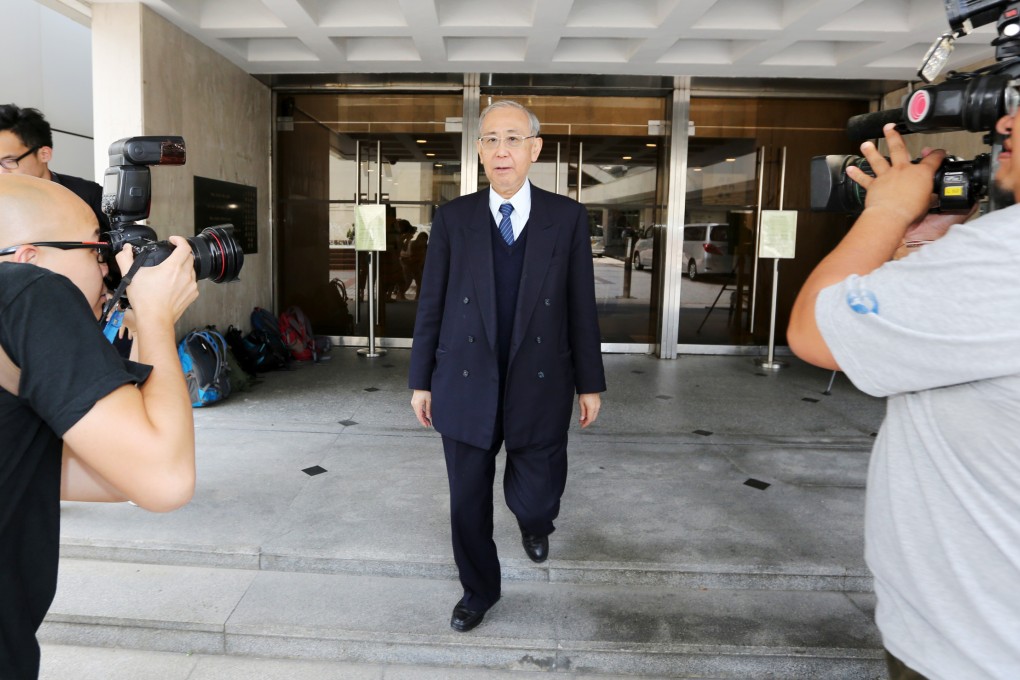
[{"x1": 479, "y1": 100, "x2": 540, "y2": 137}]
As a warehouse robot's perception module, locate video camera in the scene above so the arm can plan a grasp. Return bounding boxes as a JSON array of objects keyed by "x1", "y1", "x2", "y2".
[
  {"x1": 811, "y1": 0, "x2": 1020, "y2": 213},
  {"x1": 102, "y1": 136, "x2": 243, "y2": 283}
]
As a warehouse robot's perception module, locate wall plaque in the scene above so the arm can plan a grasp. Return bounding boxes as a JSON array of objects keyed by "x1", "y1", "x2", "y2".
[{"x1": 194, "y1": 176, "x2": 258, "y2": 254}]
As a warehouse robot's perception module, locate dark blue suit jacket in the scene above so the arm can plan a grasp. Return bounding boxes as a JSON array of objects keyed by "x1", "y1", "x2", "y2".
[{"x1": 409, "y1": 184, "x2": 606, "y2": 450}]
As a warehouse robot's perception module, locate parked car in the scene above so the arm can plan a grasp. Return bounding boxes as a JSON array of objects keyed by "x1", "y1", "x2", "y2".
[
  {"x1": 630, "y1": 223, "x2": 734, "y2": 280},
  {"x1": 590, "y1": 225, "x2": 605, "y2": 257},
  {"x1": 632, "y1": 236, "x2": 654, "y2": 270},
  {"x1": 683, "y1": 223, "x2": 733, "y2": 280}
]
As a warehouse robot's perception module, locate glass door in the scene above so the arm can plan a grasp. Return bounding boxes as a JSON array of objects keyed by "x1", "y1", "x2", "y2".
[
  {"x1": 679, "y1": 138, "x2": 768, "y2": 345},
  {"x1": 675, "y1": 96, "x2": 871, "y2": 349},
  {"x1": 276, "y1": 94, "x2": 463, "y2": 339}
]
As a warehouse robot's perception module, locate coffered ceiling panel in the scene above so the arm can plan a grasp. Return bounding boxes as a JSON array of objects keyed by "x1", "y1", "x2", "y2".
[{"x1": 86, "y1": 0, "x2": 998, "y2": 80}]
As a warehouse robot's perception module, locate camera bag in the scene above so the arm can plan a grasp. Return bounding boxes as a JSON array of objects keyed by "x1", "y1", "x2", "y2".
[{"x1": 178, "y1": 328, "x2": 231, "y2": 407}]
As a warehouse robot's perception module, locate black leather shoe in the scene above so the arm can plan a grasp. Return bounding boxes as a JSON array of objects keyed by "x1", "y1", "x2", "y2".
[
  {"x1": 521, "y1": 530, "x2": 549, "y2": 563},
  {"x1": 450, "y1": 602, "x2": 485, "y2": 632}
]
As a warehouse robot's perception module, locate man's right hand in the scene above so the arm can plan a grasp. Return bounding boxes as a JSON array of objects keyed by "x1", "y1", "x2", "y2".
[
  {"x1": 116, "y1": 235, "x2": 199, "y2": 328},
  {"x1": 411, "y1": 389, "x2": 432, "y2": 428},
  {"x1": 846, "y1": 126, "x2": 946, "y2": 228}
]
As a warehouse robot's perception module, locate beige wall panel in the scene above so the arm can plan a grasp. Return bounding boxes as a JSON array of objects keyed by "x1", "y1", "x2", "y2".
[{"x1": 93, "y1": 3, "x2": 272, "y2": 335}]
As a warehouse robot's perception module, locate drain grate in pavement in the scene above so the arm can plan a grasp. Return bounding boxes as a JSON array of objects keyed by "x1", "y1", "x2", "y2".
[
  {"x1": 364, "y1": 387, "x2": 379, "y2": 392},
  {"x1": 744, "y1": 478, "x2": 770, "y2": 490},
  {"x1": 339, "y1": 420, "x2": 357, "y2": 426},
  {"x1": 693, "y1": 429, "x2": 713, "y2": 436},
  {"x1": 302, "y1": 466, "x2": 328, "y2": 476}
]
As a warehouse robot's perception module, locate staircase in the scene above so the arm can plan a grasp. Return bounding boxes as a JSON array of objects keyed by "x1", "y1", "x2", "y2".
[{"x1": 41, "y1": 353, "x2": 887, "y2": 678}]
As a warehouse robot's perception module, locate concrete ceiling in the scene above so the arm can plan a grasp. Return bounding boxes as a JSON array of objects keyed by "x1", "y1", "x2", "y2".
[{"x1": 79, "y1": 0, "x2": 998, "y2": 81}]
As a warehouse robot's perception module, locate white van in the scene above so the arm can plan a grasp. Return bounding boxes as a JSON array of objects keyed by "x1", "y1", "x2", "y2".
[
  {"x1": 631, "y1": 223, "x2": 734, "y2": 279},
  {"x1": 682, "y1": 223, "x2": 732, "y2": 280}
]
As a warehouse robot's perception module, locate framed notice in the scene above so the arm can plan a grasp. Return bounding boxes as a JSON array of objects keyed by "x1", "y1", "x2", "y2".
[
  {"x1": 758, "y1": 210, "x2": 798, "y2": 259},
  {"x1": 355, "y1": 204, "x2": 387, "y2": 252},
  {"x1": 194, "y1": 177, "x2": 258, "y2": 254}
]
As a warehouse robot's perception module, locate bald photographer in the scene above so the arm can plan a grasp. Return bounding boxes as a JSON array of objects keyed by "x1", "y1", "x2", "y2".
[{"x1": 0, "y1": 175, "x2": 199, "y2": 679}]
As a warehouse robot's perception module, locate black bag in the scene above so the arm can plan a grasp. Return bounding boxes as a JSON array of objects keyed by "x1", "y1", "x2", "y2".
[
  {"x1": 225, "y1": 324, "x2": 287, "y2": 373},
  {"x1": 250, "y1": 307, "x2": 292, "y2": 368},
  {"x1": 329, "y1": 278, "x2": 355, "y2": 335}
]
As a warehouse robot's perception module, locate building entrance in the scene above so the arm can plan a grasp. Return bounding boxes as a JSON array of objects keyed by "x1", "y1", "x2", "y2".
[{"x1": 273, "y1": 82, "x2": 869, "y2": 355}]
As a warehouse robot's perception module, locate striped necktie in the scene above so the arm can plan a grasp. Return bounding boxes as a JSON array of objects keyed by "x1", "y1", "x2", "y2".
[{"x1": 498, "y1": 202, "x2": 514, "y2": 245}]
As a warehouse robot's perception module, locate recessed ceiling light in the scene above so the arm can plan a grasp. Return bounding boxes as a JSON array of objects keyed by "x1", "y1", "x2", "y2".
[
  {"x1": 692, "y1": 167, "x2": 702, "y2": 172},
  {"x1": 725, "y1": 157, "x2": 736, "y2": 162},
  {"x1": 435, "y1": 163, "x2": 444, "y2": 167},
  {"x1": 417, "y1": 139, "x2": 427, "y2": 144},
  {"x1": 622, "y1": 156, "x2": 632, "y2": 160},
  {"x1": 645, "y1": 143, "x2": 656, "y2": 148},
  {"x1": 426, "y1": 152, "x2": 435, "y2": 157}
]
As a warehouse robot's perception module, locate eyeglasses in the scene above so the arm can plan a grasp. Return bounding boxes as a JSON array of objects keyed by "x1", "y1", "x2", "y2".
[
  {"x1": 0, "y1": 241, "x2": 111, "y2": 264},
  {"x1": 0, "y1": 146, "x2": 40, "y2": 170},
  {"x1": 477, "y1": 135, "x2": 536, "y2": 150}
]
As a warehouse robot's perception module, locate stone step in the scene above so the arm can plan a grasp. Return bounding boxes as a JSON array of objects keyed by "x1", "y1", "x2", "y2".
[
  {"x1": 41, "y1": 559, "x2": 884, "y2": 679},
  {"x1": 35, "y1": 644, "x2": 702, "y2": 680},
  {"x1": 57, "y1": 430, "x2": 875, "y2": 593},
  {"x1": 58, "y1": 537, "x2": 873, "y2": 593}
]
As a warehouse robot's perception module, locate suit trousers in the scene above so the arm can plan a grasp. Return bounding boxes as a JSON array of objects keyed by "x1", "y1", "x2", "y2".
[{"x1": 441, "y1": 433, "x2": 568, "y2": 612}]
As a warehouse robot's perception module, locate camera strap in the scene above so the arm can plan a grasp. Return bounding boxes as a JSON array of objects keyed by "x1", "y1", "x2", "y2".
[{"x1": 98, "y1": 254, "x2": 149, "y2": 328}]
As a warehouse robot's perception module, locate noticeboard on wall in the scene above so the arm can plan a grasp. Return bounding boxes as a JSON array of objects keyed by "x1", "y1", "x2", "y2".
[{"x1": 194, "y1": 176, "x2": 258, "y2": 254}]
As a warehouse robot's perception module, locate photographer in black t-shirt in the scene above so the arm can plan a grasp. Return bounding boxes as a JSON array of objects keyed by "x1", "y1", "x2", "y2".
[{"x1": 0, "y1": 175, "x2": 199, "y2": 679}]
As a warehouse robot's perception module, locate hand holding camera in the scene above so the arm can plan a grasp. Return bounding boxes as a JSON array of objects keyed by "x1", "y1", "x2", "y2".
[
  {"x1": 114, "y1": 235, "x2": 198, "y2": 330},
  {"x1": 846, "y1": 125, "x2": 947, "y2": 227}
]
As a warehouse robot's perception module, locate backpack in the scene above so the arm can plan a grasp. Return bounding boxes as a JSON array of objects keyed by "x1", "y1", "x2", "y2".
[
  {"x1": 178, "y1": 328, "x2": 231, "y2": 407},
  {"x1": 329, "y1": 278, "x2": 355, "y2": 336},
  {"x1": 251, "y1": 307, "x2": 291, "y2": 365},
  {"x1": 219, "y1": 327, "x2": 257, "y2": 392},
  {"x1": 226, "y1": 324, "x2": 287, "y2": 373},
  {"x1": 279, "y1": 306, "x2": 316, "y2": 362}
]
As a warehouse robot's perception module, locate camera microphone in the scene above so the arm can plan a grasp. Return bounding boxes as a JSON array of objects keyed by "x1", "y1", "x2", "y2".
[{"x1": 846, "y1": 108, "x2": 908, "y2": 143}]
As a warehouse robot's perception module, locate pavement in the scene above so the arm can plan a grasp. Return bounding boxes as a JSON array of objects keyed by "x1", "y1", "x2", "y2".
[{"x1": 40, "y1": 349, "x2": 889, "y2": 679}]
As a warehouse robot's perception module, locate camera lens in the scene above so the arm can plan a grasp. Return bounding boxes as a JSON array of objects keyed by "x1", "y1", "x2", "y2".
[{"x1": 189, "y1": 225, "x2": 244, "y2": 283}]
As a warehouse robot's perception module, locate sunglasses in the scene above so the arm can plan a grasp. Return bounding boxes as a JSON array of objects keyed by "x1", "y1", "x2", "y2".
[{"x1": 0, "y1": 241, "x2": 111, "y2": 264}]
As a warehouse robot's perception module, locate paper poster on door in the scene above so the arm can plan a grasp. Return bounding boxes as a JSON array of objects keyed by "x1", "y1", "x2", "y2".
[
  {"x1": 355, "y1": 204, "x2": 387, "y2": 252},
  {"x1": 759, "y1": 210, "x2": 798, "y2": 259}
]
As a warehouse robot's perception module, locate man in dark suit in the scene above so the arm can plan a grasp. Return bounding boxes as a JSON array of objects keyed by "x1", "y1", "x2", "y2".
[
  {"x1": 0, "y1": 104, "x2": 109, "y2": 232},
  {"x1": 409, "y1": 100, "x2": 606, "y2": 632}
]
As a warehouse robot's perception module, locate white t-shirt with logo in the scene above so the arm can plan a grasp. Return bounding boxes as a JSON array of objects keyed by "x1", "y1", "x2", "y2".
[{"x1": 816, "y1": 203, "x2": 1020, "y2": 679}]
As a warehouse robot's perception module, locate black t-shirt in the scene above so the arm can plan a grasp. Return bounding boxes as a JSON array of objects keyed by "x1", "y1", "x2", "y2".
[
  {"x1": 49, "y1": 171, "x2": 110, "y2": 233},
  {"x1": 0, "y1": 263, "x2": 149, "y2": 679}
]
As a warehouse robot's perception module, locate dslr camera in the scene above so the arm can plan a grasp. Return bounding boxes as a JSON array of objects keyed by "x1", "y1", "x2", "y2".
[
  {"x1": 811, "y1": 0, "x2": 1020, "y2": 213},
  {"x1": 102, "y1": 135, "x2": 244, "y2": 283}
]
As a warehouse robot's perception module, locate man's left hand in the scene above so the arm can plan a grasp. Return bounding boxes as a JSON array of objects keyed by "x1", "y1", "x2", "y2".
[{"x1": 579, "y1": 393, "x2": 601, "y2": 428}]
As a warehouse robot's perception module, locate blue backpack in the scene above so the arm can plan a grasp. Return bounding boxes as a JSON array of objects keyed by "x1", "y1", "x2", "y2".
[{"x1": 178, "y1": 328, "x2": 231, "y2": 407}]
